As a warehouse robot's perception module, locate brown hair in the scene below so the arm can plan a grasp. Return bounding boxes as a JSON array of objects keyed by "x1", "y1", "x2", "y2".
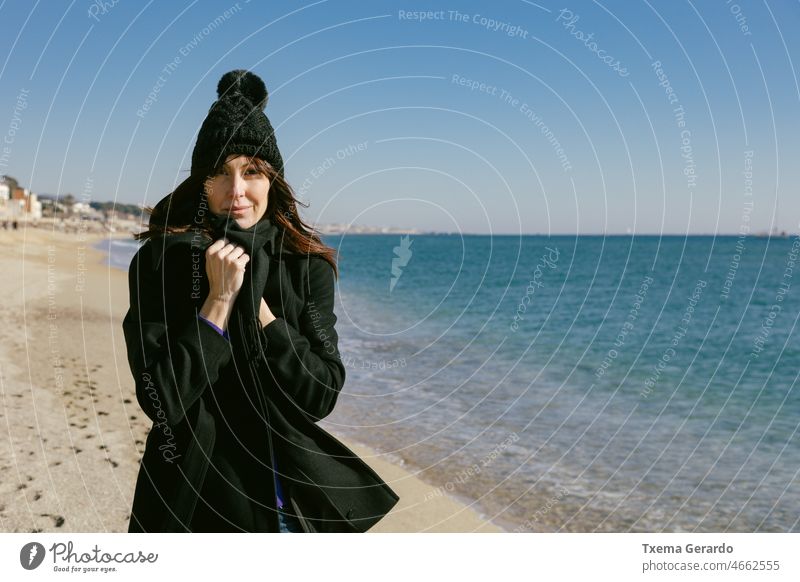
[{"x1": 135, "y1": 157, "x2": 338, "y2": 277}]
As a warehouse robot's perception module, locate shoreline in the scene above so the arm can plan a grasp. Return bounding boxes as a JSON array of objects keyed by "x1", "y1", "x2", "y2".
[{"x1": 0, "y1": 226, "x2": 503, "y2": 532}]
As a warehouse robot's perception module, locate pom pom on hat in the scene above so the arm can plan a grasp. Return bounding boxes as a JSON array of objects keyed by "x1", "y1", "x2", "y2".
[{"x1": 217, "y1": 69, "x2": 268, "y2": 110}]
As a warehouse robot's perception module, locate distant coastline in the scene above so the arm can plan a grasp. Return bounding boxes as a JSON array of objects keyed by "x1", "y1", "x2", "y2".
[{"x1": 16, "y1": 216, "x2": 798, "y2": 239}]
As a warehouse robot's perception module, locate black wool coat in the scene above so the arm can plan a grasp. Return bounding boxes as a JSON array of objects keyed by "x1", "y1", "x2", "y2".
[{"x1": 122, "y1": 213, "x2": 399, "y2": 532}]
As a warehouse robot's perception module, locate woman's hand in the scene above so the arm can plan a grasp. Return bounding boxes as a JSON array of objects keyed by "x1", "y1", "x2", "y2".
[
  {"x1": 259, "y1": 297, "x2": 276, "y2": 328},
  {"x1": 199, "y1": 238, "x2": 250, "y2": 330},
  {"x1": 204, "y1": 238, "x2": 249, "y2": 301}
]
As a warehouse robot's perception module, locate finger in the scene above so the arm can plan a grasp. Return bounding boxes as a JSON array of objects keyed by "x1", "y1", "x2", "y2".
[
  {"x1": 216, "y1": 243, "x2": 241, "y2": 260},
  {"x1": 206, "y1": 238, "x2": 233, "y2": 257},
  {"x1": 206, "y1": 239, "x2": 226, "y2": 254},
  {"x1": 226, "y1": 246, "x2": 245, "y2": 260}
]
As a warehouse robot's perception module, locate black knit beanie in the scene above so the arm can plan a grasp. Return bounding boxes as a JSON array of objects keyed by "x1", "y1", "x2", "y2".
[{"x1": 191, "y1": 69, "x2": 284, "y2": 177}]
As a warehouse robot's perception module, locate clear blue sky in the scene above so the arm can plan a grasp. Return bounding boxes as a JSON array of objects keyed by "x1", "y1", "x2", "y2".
[{"x1": 0, "y1": 0, "x2": 798, "y2": 234}]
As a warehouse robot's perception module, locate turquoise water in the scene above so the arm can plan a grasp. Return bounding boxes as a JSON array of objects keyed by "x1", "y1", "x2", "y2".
[{"x1": 105, "y1": 234, "x2": 800, "y2": 532}]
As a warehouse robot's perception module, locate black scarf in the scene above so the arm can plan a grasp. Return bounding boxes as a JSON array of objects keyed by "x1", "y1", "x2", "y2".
[
  {"x1": 205, "y1": 213, "x2": 288, "y2": 526},
  {"x1": 204, "y1": 212, "x2": 281, "y2": 365}
]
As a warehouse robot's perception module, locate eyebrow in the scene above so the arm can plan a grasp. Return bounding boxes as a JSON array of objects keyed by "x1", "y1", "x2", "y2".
[{"x1": 221, "y1": 158, "x2": 255, "y2": 169}]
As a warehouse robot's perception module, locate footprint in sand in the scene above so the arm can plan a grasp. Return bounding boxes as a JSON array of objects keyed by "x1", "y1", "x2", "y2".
[{"x1": 40, "y1": 514, "x2": 65, "y2": 528}]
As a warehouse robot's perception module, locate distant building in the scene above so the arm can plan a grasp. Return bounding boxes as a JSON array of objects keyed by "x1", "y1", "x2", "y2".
[
  {"x1": 26, "y1": 193, "x2": 42, "y2": 219},
  {"x1": 0, "y1": 185, "x2": 42, "y2": 220},
  {"x1": 71, "y1": 201, "x2": 103, "y2": 220}
]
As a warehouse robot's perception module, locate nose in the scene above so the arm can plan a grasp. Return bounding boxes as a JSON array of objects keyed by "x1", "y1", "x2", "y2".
[{"x1": 228, "y1": 171, "x2": 246, "y2": 199}]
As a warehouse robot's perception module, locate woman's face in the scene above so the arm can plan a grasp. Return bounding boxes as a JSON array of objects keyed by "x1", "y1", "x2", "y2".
[{"x1": 205, "y1": 155, "x2": 270, "y2": 229}]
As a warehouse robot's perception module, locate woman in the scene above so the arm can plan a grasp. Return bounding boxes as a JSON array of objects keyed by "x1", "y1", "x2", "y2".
[{"x1": 123, "y1": 69, "x2": 399, "y2": 532}]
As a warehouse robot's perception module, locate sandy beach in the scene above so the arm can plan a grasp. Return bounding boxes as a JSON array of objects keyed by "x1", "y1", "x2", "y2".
[{"x1": 0, "y1": 225, "x2": 502, "y2": 533}]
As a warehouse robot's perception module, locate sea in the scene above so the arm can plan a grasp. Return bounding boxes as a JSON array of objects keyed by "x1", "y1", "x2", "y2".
[{"x1": 99, "y1": 234, "x2": 800, "y2": 532}]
